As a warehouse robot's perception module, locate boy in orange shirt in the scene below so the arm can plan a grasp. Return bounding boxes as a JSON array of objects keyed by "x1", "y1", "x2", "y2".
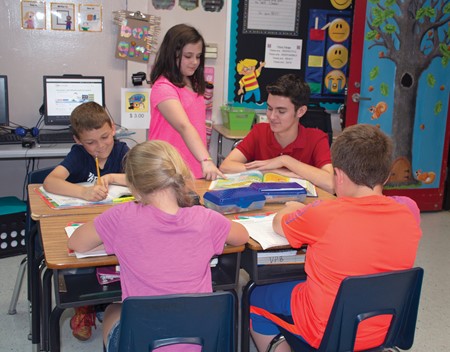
[{"x1": 250, "y1": 124, "x2": 422, "y2": 351}]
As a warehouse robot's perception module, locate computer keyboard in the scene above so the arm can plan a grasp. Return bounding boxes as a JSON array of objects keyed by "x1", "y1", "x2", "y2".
[
  {"x1": 38, "y1": 131, "x2": 74, "y2": 144},
  {"x1": 0, "y1": 133, "x2": 22, "y2": 145}
]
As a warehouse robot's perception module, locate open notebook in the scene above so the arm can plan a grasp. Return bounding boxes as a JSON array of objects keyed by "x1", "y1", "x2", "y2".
[{"x1": 36, "y1": 183, "x2": 134, "y2": 209}]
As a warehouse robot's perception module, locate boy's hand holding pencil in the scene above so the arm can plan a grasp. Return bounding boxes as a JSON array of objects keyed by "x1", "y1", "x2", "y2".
[{"x1": 78, "y1": 155, "x2": 108, "y2": 201}]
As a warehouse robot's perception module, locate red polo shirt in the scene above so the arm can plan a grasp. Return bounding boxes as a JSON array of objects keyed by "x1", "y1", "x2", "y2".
[{"x1": 236, "y1": 123, "x2": 331, "y2": 168}]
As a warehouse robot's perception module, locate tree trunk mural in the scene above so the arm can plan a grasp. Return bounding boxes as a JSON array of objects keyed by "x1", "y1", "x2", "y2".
[{"x1": 365, "y1": 0, "x2": 450, "y2": 186}]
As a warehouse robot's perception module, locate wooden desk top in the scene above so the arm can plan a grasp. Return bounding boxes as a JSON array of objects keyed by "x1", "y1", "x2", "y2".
[
  {"x1": 213, "y1": 124, "x2": 249, "y2": 140},
  {"x1": 34, "y1": 179, "x2": 334, "y2": 267},
  {"x1": 194, "y1": 179, "x2": 335, "y2": 251},
  {"x1": 39, "y1": 204, "x2": 244, "y2": 270}
]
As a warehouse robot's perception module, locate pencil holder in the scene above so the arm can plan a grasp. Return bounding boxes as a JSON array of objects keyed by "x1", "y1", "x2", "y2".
[{"x1": 0, "y1": 197, "x2": 27, "y2": 258}]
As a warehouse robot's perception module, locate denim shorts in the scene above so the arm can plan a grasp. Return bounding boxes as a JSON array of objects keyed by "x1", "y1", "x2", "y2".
[{"x1": 106, "y1": 320, "x2": 120, "y2": 352}]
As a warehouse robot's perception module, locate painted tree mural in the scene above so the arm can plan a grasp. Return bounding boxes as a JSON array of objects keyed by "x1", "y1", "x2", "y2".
[{"x1": 365, "y1": 0, "x2": 450, "y2": 186}]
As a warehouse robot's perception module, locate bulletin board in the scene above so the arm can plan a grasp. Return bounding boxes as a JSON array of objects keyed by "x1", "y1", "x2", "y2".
[{"x1": 227, "y1": 0, "x2": 353, "y2": 108}]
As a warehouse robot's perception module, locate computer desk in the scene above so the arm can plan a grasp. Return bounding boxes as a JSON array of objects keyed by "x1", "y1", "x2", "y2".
[
  {"x1": 0, "y1": 143, "x2": 72, "y2": 159},
  {"x1": 28, "y1": 180, "x2": 244, "y2": 352}
]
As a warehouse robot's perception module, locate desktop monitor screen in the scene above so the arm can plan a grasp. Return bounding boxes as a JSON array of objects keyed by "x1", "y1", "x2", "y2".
[
  {"x1": 43, "y1": 75, "x2": 105, "y2": 125},
  {"x1": 0, "y1": 75, "x2": 9, "y2": 126}
]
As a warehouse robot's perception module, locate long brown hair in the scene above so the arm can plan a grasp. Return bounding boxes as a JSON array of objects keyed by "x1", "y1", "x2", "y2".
[{"x1": 150, "y1": 24, "x2": 206, "y2": 95}]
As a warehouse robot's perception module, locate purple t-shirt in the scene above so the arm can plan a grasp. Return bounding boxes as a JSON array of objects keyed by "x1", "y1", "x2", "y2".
[{"x1": 94, "y1": 202, "x2": 231, "y2": 299}]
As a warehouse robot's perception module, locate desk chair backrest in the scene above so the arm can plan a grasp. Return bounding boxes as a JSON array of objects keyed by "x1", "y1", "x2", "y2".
[
  {"x1": 300, "y1": 104, "x2": 333, "y2": 146},
  {"x1": 118, "y1": 292, "x2": 236, "y2": 352},
  {"x1": 277, "y1": 267, "x2": 424, "y2": 352}
]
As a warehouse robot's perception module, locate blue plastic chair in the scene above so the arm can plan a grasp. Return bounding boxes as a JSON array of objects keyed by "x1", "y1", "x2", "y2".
[
  {"x1": 117, "y1": 291, "x2": 236, "y2": 352},
  {"x1": 268, "y1": 267, "x2": 424, "y2": 352}
]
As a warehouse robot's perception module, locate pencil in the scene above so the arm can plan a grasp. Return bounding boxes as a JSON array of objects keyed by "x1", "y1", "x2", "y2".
[{"x1": 95, "y1": 156, "x2": 102, "y2": 185}]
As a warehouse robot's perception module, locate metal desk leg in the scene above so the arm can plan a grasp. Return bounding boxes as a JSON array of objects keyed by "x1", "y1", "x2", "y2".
[
  {"x1": 241, "y1": 280, "x2": 256, "y2": 352},
  {"x1": 27, "y1": 225, "x2": 40, "y2": 351},
  {"x1": 217, "y1": 133, "x2": 223, "y2": 167},
  {"x1": 49, "y1": 306, "x2": 65, "y2": 352},
  {"x1": 42, "y1": 268, "x2": 53, "y2": 352}
]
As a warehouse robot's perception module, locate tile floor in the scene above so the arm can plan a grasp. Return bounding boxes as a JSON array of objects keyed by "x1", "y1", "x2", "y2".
[{"x1": 0, "y1": 211, "x2": 449, "y2": 351}]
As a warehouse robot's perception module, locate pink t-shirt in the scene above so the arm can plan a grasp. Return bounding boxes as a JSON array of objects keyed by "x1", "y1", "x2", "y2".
[
  {"x1": 149, "y1": 76, "x2": 206, "y2": 178},
  {"x1": 94, "y1": 201, "x2": 231, "y2": 299}
]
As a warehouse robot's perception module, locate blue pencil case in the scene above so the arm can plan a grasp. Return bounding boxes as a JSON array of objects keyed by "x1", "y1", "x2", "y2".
[
  {"x1": 249, "y1": 182, "x2": 307, "y2": 203},
  {"x1": 203, "y1": 187, "x2": 266, "y2": 214}
]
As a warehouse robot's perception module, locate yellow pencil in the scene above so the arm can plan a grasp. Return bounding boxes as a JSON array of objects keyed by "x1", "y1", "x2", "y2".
[{"x1": 95, "y1": 156, "x2": 102, "y2": 185}]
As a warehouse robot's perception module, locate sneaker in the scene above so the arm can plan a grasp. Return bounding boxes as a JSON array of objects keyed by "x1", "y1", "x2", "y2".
[{"x1": 70, "y1": 306, "x2": 96, "y2": 341}]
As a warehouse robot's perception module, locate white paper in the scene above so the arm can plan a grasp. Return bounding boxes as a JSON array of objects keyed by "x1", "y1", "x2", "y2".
[
  {"x1": 233, "y1": 214, "x2": 290, "y2": 250},
  {"x1": 65, "y1": 225, "x2": 108, "y2": 258},
  {"x1": 247, "y1": 0, "x2": 297, "y2": 32},
  {"x1": 265, "y1": 37, "x2": 302, "y2": 70},
  {"x1": 121, "y1": 88, "x2": 151, "y2": 129}
]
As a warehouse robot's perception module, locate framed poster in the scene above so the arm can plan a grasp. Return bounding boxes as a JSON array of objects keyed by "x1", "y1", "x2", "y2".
[
  {"x1": 21, "y1": 0, "x2": 46, "y2": 30},
  {"x1": 78, "y1": 4, "x2": 102, "y2": 32},
  {"x1": 50, "y1": 3, "x2": 75, "y2": 31}
]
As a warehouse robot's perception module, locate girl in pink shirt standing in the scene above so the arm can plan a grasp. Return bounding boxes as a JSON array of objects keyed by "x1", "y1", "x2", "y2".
[{"x1": 149, "y1": 24, "x2": 223, "y2": 180}]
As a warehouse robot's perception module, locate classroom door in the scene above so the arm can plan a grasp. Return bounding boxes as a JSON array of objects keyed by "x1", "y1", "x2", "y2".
[{"x1": 346, "y1": 0, "x2": 450, "y2": 211}]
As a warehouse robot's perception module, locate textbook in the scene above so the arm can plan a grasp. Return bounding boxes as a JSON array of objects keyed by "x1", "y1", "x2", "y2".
[
  {"x1": 36, "y1": 183, "x2": 134, "y2": 209},
  {"x1": 233, "y1": 213, "x2": 290, "y2": 249},
  {"x1": 65, "y1": 222, "x2": 108, "y2": 259},
  {"x1": 209, "y1": 171, "x2": 317, "y2": 197},
  {"x1": 257, "y1": 249, "x2": 306, "y2": 265}
]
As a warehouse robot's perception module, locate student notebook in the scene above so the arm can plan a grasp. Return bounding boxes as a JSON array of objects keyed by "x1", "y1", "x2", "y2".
[{"x1": 36, "y1": 183, "x2": 134, "y2": 209}]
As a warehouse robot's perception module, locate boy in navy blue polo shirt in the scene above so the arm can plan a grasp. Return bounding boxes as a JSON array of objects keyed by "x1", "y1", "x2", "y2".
[{"x1": 43, "y1": 101, "x2": 129, "y2": 341}]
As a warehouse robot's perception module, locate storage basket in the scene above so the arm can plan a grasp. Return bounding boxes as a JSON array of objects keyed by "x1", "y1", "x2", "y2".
[
  {"x1": 220, "y1": 106, "x2": 255, "y2": 131},
  {"x1": 0, "y1": 196, "x2": 27, "y2": 258}
]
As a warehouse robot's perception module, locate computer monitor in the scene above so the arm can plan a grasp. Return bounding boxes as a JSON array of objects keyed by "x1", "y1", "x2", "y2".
[
  {"x1": 43, "y1": 75, "x2": 105, "y2": 126},
  {"x1": 0, "y1": 75, "x2": 9, "y2": 126}
]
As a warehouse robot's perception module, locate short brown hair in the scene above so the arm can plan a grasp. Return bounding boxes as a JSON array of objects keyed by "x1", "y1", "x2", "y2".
[
  {"x1": 266, "y1": 74, "x2": 310, "y2": 111},
  {"x1": 70, "y1": 102, "x2": 112, "y2": 138},
  {"x1": 331, "y1": 124, "x2": 393, "y2": 189},
  {"x1": 124, "y1": 140, "x2": 195, "y2": 207}
]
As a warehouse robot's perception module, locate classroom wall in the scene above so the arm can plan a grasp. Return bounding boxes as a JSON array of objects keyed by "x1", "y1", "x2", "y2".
[{"x1": 0, "y1": 0, "x2": 228, "y2": 199}]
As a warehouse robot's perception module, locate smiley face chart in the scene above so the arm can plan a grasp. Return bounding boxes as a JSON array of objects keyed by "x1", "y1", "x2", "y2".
[{"x1": 304, "y1": 8, "x2": 352, "y2": 101}]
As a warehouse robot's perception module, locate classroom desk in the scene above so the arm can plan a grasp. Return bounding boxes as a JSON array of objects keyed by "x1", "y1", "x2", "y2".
[
  {"x1": 27, "y1": 184, "x2": 112, "y2": 352},
  {"x1": 28, "y1": 181, "x2": 244, "y2": 352},
  {"x1": 212, "y1": 124, "x2": 249, "y2": 166}
]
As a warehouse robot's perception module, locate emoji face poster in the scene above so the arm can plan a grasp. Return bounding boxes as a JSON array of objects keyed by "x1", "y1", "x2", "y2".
[{"x1": 305, "y1": 9, "x2": 352, "y2": 101}]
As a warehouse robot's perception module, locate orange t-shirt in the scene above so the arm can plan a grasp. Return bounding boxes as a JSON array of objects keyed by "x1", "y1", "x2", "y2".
[{"x1": 281, "y1": 195, "x2": 422, "y2": 350}]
